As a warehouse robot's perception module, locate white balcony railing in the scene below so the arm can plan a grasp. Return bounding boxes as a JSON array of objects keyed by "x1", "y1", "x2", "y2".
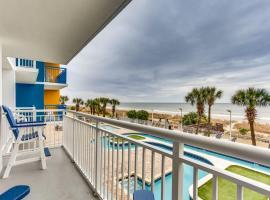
[
  {"x1": 63, "y1": 111, "x2": 270, "y2": 200},
  {"x1": 14, "y1": 108, "x2": 65, "y2": 148}
]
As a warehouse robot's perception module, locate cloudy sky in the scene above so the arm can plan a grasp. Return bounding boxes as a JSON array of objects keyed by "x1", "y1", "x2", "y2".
[{"x1": 63, "y1": 0, "x2": 270, "y2": 103}]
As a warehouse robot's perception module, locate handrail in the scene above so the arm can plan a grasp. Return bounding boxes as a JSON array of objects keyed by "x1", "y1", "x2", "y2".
[
  {"x1": 15, "y1": 109, "x2": 64, "y2": 113},
  {"x1": 45, "y1": 66, "x2": 66, "y2": 70},
  {"x1": 68, "y1": 110, "x2": 270, "y2": 167}
]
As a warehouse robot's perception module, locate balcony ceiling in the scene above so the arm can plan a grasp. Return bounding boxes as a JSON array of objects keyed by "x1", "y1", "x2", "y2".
[{"x1": 0, "y1": 0, "x2": 130, "y2": 66}]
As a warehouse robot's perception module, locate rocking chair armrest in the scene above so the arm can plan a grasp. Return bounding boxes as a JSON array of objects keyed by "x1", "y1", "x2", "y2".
[
  {"x1": 15, "y1": 123, "x2": 46, "y2": 128},
  {"x1": 16, "y1": 121, "x2": 45, "y2": 125}
]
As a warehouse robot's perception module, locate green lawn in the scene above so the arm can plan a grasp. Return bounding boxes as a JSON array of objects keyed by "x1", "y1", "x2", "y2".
[
  {"x1": 198, "y1": 165, "x2": 270, "y2": 200},
  {"x1": 112, "y1": 134, "x2": 145, "y2": 143},
  {"x1": 112, "y1": 137, "x2": 126, "y2": 143},
  {"x1": 128, "y1": 135, "x2": 146, "y2": 140}
]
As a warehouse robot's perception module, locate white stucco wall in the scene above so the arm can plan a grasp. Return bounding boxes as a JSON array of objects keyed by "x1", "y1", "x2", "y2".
[{"x1": 2, "y1": 69, "x2": 15, "y2": 108}]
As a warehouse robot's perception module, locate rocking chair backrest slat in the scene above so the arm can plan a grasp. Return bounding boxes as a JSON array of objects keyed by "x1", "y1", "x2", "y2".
[{"x1": 2, "y1": 105, "x2": 19, "y2": 139}]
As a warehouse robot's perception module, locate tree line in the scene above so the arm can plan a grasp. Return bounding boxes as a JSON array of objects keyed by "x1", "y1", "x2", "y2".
[
  {"x1": 185, "y1": 87, "x2": 270, "y2": 146},
  {"x1": 71, "y1": 97, "x2": 120, "y2": 118},
  {"x1": 60, "y1": 86, "x2": 270, "y2": 146}
]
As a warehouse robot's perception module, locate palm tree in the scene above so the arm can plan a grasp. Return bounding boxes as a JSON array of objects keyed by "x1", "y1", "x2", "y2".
[
  {"x1": 94, "y1": 98, "x2": 101, "y2": 115},
  {"x1": 60, "y1": 95, "x2": 69, "y2": 105},
  {"x1": 185, "y1": 87, "x2": 208, "y2": 134},
  {"x1": 99, "y1": 97, "x2": 110, "y2": 117},
  {"x1": 85, "y1": 99, "x2": 95, "y2": 114},
  {"x1": 205, "y1": 87, "x2": 223, "y2": 124},
  {"x1": 231, "y1": 88, "x2": 270, "y2": 146},
  {"x1": 72, "y1": 98, "x2": 84, "y2": 112},
  {"x1": 110, "y1": 99, "x2": 120, "y2": 118}
]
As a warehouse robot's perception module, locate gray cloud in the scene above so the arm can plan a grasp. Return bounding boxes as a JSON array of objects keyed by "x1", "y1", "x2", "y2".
[{"x1": 63, "y1": 0, "x2": 270, "y2": 102}]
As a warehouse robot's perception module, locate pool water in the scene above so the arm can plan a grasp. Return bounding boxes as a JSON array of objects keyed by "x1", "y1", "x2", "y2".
[
  {"x1": 100, "y1": 124, "x2": 120, "y2": 132},
  {"x1": 121, "y1": 166, "x2": 207, "y2": 200},
  {"x1": 142, "y1": 133, "x2": 270, "y2": 173}
]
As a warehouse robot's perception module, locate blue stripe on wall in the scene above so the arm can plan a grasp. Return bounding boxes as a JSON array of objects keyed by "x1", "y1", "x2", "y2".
[
  {"x1": 36, "y1": 61, "x2": 45, "y2": 82},
  {"x1": 16, "y1": 84, "x2": 44, "y2": 109}
]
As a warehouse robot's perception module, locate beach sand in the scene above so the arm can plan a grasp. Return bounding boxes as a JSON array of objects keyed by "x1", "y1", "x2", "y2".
[{"x1": 114, "y1": 108, "x2": 270, "y2": 148}]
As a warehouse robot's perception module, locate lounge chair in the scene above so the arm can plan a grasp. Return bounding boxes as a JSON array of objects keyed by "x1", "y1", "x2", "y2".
[
  {"x1": 133, "y1": 190, "x2": 155, "y2": 200},
  {"x1": 2, "y1": 106, "x2": 49, "y2": 178},
  {"x1": 0, "y1": 185, "x2": 30, "y2": 200}
]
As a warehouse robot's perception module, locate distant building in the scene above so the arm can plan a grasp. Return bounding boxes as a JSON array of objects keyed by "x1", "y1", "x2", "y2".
[{"x1": 5, "y1": 58, "x2": 67, "y2": 110}]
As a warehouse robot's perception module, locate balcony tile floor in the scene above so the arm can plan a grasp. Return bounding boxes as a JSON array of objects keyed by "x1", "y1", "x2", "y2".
[{"x1": 0, "y1": 148, "x2": 98, "y2": 200}]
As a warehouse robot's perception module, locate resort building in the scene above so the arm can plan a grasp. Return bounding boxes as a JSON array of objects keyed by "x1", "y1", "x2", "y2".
[
  {"x1": 0, "y1": 1, "x2": 270, "y2": 200},
  {"x1": 4, "y1": 58, "x2": 67, "y2": 110}
]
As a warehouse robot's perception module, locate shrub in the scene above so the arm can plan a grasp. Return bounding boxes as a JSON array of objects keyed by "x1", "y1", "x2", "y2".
[
  {"x1": 137, "y1": 110, "x2": 149, "y2": 120},
  {"x1": 69, "y1": 106, "x2": 75, "y2": 110},
  {"x1": 127, "y1": 110, "x2": 137, "y2": 119},
  {"x1": 239, "y1": 128, "x2": 249, "y2": 135},
  {"x1": 182, "y1": 112, "x2": 207, "y2": 126}
]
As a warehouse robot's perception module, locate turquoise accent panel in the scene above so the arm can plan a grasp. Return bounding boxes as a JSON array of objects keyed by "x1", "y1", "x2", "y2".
[{"x1": 16, "y1": 84, "x2": 44, "y2": 109}]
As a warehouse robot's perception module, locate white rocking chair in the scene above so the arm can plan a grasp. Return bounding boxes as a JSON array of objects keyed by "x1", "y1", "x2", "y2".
[{"x1": 2, "y1": 106, "x2": 50, "y2": 178}]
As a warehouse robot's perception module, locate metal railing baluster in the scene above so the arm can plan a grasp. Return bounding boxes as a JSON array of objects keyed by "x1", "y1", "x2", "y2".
[
  {"x1": 193, "y1": 167, "x2": 198, "y2": 200},
  {"x1": 111, "y1": 136, "x2": 115, "y2": 200},
  {"x1": 212, "y1": 175, "x2": 218, "y2": 200},
  {"x1": 237, "y1": 184, "x2": 243, "y2": 200},
  {"x1": 142, "y1": 147, "x2": 146, "y2": 190},
  {"x1": 161, "y1": 155, "x2": 165, "y2": 200},
  {"x1": 127, "y1": 142, "x2": 131, "y2": 200},
  {"x1": 121, "y1": 140, "x2": 125, "y2": 200},
  {"x1": 151, "y1": 151, "x2": 155, "y2": 192},
  {"x1": 134, "y1": 145, "x2": 138, "y2": 192}
]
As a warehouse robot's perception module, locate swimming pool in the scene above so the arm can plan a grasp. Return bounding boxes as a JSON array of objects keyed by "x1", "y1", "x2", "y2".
[
  {"x1": 141, "y1": 133, "x2": 270, "y2": 173},
  {"x1": 100, "y1": 124, "x2": 120, "y2": 132},
  {"x1": 121, "y1": 166, "x2": 207, "y2": 200},
  {"x1": 120, "y1": 133, "x2": 270, "y2": 200}
]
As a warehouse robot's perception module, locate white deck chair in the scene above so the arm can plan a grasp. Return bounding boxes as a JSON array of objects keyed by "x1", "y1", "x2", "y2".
[{"x1": 2, "y1": 106, "x2": 50, "y2": 178}]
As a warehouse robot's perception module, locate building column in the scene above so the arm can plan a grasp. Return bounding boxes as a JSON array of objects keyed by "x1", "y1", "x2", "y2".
[{"x1": 2, "y1": 69, "x2": 15, "y2": 108}]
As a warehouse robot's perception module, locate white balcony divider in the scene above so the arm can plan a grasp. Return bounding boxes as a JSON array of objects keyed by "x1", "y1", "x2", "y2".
[
  {"x1": 1, "y1": 112, "x2": 12, "y2": 155},
  {"x1": 63, "y1": 111, "x2": 270, "y2": 200}
]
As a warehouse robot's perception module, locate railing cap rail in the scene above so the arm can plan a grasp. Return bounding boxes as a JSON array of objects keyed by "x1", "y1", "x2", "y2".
[{"x1": 15, "y1": 109, "x2": 65, "y2": 112}]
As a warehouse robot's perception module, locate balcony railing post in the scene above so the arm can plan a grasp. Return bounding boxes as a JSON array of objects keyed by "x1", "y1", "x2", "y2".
[
  {"x1": 71, "y1": 112, "x2": 75, "y2": 161},
  {"x1": 32, "y1": 106, "x2": 36, "y2": 122},
  {"x1": 172, "y1": 141, "x2": 184, "y2": 200},
  {"x1": 95, "y1": 120, "x2": 101, "y2": 193}
]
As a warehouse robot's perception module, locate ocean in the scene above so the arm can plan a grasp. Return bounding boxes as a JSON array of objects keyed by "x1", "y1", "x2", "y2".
[{"x1": 119, "y1": 102, "x2": 270, "y2": 122}]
